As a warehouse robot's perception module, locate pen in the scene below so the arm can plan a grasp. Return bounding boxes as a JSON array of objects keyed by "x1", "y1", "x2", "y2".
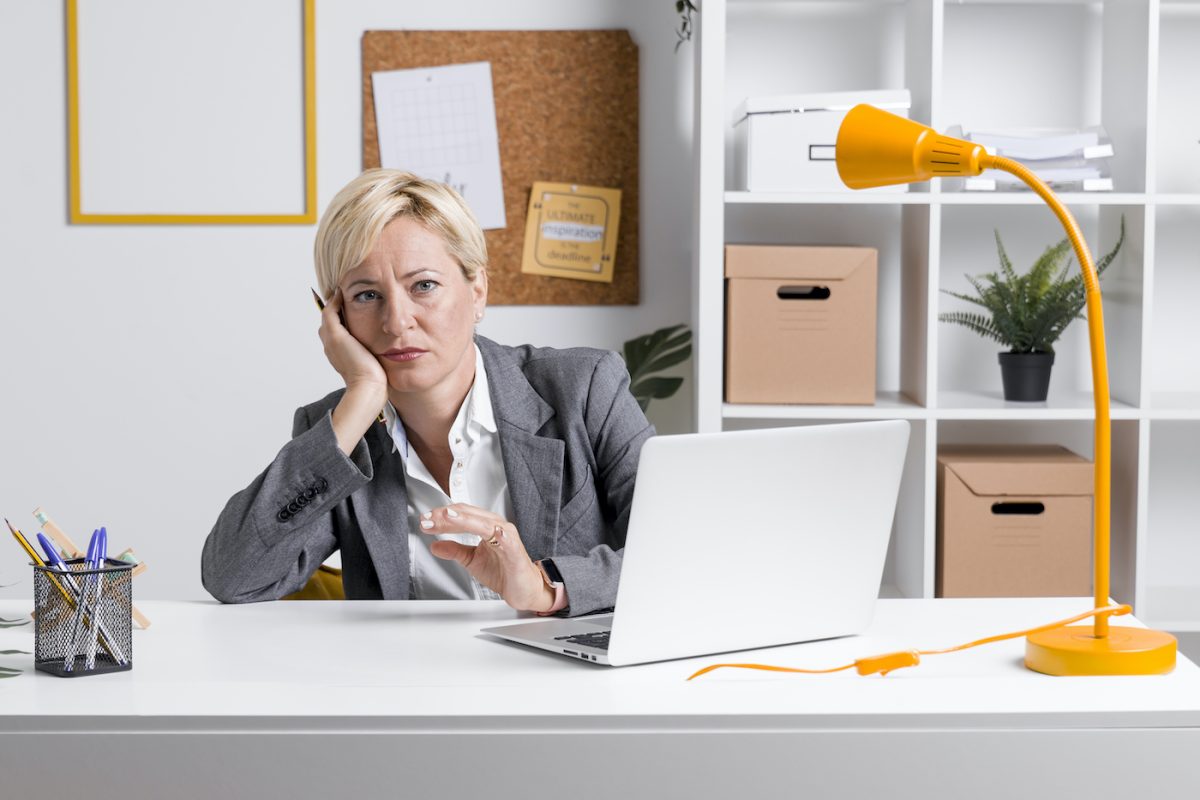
[
  {"x1": 84, "y1": 527, "x2": 108, "y2": 669},
  {"x1": 36, "y1": 532, "x2": 83, "y2": 595},
  {"x1": 63, "y1": 529, "x2": 101, "y2": 672}
]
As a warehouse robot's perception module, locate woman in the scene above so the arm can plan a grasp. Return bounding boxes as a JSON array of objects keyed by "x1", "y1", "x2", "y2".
[{"x1": 201, "y1": 169, "x2": 655, "y2": 616}]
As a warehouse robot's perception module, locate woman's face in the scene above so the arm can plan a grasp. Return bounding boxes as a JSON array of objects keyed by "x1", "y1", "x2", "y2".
[{"x1": 338, "y1": 216, "x2": 486, "y2": 401}]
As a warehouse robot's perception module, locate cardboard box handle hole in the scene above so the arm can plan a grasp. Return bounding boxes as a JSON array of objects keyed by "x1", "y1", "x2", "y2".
[
  {"x1": 777, "y1": 285, "x2": 831, "y2": 301},
  {"x1": 991, "y1": 502, "x2": 1046, "y2": 516}
]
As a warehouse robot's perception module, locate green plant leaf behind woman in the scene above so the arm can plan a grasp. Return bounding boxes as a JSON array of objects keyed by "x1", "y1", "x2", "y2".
[
  {"x1": 939, "y1": 215, "x2": 1125, "y2": 354},
  {"x1": 622, "y1": 324, "x2": 693, "y2": 412}
]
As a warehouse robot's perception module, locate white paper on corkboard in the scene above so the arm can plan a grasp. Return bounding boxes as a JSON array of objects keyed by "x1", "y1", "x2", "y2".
[{"x1": 371, "y1": 61, "x2": 506, "y2": 230}]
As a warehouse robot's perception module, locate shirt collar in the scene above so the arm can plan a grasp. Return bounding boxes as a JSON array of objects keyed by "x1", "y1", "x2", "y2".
[{"x1": 380, "y1": 343, "x2": 496, "y2": 458}]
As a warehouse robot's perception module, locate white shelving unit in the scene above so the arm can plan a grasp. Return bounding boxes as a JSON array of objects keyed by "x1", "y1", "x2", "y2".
[{"x1": 692, "y1": 0, "x2": 1200, "y2": 629}]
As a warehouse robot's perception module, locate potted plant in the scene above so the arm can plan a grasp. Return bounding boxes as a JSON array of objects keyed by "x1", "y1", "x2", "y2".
[{"x1": 939, "y1": 216, "x2": 1125, "y2": 402}]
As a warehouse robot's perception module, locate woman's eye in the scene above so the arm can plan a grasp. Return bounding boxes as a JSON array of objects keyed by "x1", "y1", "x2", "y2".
[
  {"x1": 353, "y1": 290, "x2": 380, "y2": 302},
  {"x1": 413, "y1": 280, "x2": 439, "y2": 294}
]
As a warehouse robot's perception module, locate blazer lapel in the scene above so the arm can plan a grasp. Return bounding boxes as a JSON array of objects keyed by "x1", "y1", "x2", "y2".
[
  {"x1": 478, "y1": 336, "x2": 564, "y2": 562},
  {"x1": 347, "y1": 420, "x2": 411, "y2": 599}
]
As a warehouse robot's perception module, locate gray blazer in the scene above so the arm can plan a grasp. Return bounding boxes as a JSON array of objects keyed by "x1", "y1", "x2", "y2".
[{"x1": 201, "y1": 335, "x2": 655, "y2": 616}]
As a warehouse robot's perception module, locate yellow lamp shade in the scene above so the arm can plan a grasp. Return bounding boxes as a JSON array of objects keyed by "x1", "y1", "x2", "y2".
[{"x1": 835, "y1": 104, "x2": 992, "y2": 189}]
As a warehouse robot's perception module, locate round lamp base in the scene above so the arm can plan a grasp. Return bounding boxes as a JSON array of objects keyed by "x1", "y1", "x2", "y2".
[{"x1": 1025, "y1": 626, "x2": 1177, "y2": 676}]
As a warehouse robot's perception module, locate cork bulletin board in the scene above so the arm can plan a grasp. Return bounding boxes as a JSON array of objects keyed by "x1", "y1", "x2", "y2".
[{"x1": 362, "y1": 30, "x2": 639, "y2": 305}]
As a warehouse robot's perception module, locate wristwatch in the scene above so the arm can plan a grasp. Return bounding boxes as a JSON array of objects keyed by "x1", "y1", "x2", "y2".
[{"x1": 535, "y1": 558, "x2": 564, "y2": 590}]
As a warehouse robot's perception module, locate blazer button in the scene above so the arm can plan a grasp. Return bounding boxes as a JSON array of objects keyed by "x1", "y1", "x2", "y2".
[
  {"x1": 316, "y1": 478, "x2": 329, "y2": 493},
  {"x1": 304, "y1": 487, "x2": 317, "y2": 500},
  {"x1": 297, "y1": 494, "x2": 310, "y2": 506},
  {"x1": 277, "y1": 509, "x2": 291, "y2": 522},
  {"x1": 287, "y1": 501, "x2": 300, "y2": 514}
]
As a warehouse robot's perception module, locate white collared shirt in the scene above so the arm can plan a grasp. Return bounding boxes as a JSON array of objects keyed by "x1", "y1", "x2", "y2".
[{"x1": 375, "y1": 343, "x2": 512, "y2": 600}]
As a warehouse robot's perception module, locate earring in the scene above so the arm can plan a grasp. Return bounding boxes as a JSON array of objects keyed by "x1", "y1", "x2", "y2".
[{"x1": 475, "y1": 312, "x2": 483, "y2": 322}]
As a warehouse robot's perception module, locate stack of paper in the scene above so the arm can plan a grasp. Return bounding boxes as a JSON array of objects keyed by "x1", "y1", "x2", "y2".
[{"x1": 945, "y1": 126, "x2": 1114, "y2": 192}]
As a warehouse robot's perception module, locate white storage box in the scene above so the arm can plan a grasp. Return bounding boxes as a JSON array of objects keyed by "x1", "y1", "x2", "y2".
[{"x1": 733, "y1": 89, "x2": 912, "y2": 193}]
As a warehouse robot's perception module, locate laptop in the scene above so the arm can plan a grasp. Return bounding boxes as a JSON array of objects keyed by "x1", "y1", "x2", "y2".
[{"x1": 481, "y1": 419, "x2": 910, "y2": 666}]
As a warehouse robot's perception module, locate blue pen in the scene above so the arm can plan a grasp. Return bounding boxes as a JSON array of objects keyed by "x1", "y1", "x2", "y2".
[
  {"x1": 84, "y1": 527, "x2": 109, "y2": 669},
  {"x1": 36, "y1": 532, "x2": 66, "y2": 569},
  {"x1": 36, "y1": 532, "x2": 82, "y2": 593},
  {"x1": 63, "y1": 529, "x2": 102, "y2": 672}
]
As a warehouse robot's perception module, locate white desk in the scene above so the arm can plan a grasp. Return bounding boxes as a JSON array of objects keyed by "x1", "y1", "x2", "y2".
[{"x1": 2, "y1": 598, "x2": 1198, "y2": 798}]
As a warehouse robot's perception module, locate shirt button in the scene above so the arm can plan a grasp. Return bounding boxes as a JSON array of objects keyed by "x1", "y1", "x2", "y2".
[
  {"x1": 455, "y1": 437, "x2": 462, "y2": 444},
  {"x1": 456, "y1": 461, "x2": 463, "y2": 469}
]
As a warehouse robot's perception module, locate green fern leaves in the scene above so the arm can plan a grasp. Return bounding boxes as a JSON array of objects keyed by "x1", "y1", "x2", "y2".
[{"x1": 938, "y1": 216, "x2": 1125, "y2": 354}]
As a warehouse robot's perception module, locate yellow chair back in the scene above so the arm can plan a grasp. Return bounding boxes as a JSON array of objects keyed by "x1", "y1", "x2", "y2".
[{"x1": 283, "y1": 564, "x2": 345, "y2": 601}]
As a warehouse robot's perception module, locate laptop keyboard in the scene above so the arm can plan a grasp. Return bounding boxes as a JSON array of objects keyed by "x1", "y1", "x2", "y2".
[{"x1": 554, "y1": 630, "x2": 611, "y2": 651}]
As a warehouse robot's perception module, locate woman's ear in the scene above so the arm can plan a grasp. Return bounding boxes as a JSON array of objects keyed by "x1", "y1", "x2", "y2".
[{"x1": 473, "y1": 267, "x2": 488, "y2": 319}]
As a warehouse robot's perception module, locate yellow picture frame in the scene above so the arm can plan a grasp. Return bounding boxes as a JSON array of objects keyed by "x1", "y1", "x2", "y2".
[{"x1": 66, "y1": 0, "x2": 317, "y2": 225}]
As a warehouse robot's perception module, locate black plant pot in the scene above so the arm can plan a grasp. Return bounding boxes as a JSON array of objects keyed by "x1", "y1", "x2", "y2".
[{"x1": 998, "y1": 351, "x2": 1055, "y2": 402}]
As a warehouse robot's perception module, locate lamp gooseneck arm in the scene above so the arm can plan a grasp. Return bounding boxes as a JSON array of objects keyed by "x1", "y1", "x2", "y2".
[{"x1": 985, "y1": 155, "x2": 1113, "y2": 639}]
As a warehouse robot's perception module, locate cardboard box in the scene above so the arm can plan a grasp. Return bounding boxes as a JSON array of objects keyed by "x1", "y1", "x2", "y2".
[
  {"x1": 732, "y1": 89, "x2": 911, "y2": 192},
  {"x1": 725, "y1": 245, "x2": 877, "y2": 404},
  {"x1": 936, "y1": 445, "x2": 1094, "y2": 598}
]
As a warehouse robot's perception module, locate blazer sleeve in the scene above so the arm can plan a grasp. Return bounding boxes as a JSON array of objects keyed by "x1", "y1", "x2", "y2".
[
  {"x1": 550, "y1": 351, "x2": 655, "y2": 615},
  {"x1": 200, "y1": 406, "x2": 374, "y2": 603}
]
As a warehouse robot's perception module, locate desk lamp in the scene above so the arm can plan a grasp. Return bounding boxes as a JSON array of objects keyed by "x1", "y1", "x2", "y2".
[{"x1": 835, "y1": 104, "x2": 1175, "y2": 675}]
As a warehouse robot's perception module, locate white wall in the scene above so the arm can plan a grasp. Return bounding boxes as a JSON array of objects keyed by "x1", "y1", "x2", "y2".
[{"x1": 0, "y1": 0, "x2": 696, "y2": 600}]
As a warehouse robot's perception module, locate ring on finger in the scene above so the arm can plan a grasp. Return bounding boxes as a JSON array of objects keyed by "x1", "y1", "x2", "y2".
[{"x1": 486, "y1": 525, "x2": 504, "y2": 547}]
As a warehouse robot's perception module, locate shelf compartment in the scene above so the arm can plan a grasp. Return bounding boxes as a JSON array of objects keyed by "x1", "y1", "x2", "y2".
[
  {"x1": 723, "y1": 0, "x2": 934, "y2": 193},
  {"x1": 936, "y1": 204, "x2": 1145, "y2": 409},
  {"x1": 937, "y1": 419, "x2": 1141, "y2": 607},
  {"x1": 940, "y1": 0, "x2": 1152, "y2": 194},
  {"x1": 1148, "y1": 206, "x2": 1200, "y2": 407},
  {"x1": 726, "y1": 203, "x2": 932, "y2": 408},
  {"x1": 1142, "y1": 421, "x2": 1200, "y2": 629},
  {"x1": 1155, "y1": 2, "x2": 1200, "y2": 194}
]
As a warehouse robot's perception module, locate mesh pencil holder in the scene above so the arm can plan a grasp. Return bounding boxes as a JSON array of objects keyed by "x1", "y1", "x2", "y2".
[{"x1": 33, "y1": 558, "x2": 134, "y2": 677}]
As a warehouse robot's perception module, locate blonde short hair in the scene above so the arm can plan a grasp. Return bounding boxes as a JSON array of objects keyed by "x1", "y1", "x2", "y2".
[{"x1": 313, "y1": 169, "x2": 487, "y2": 298}]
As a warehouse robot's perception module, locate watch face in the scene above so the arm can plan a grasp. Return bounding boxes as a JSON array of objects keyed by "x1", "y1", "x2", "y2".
[{"x1": 539, "y1": 558, "x2": 564, "y2": 585}]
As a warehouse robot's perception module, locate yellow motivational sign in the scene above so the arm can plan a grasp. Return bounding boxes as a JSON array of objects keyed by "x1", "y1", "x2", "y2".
[{"x1": 521, "y1": 182, "x2": 621, "y2": 283}]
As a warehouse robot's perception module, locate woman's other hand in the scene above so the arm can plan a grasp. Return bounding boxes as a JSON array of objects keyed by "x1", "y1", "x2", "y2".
[
  {"x1": 321, "y1": 288, "x2": 387, "y2": 454},
  {"x1": 419, "y1": 504, "x2": 555, "y2": 613}
]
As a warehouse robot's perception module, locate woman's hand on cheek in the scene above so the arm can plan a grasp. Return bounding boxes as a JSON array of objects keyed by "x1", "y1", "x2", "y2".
[
  {"x1": 421, "y1": 504, "x2": 554, "y2": 613},
  {"x1": 319, "y1": 288, "x2": 387, "y2": 395}
]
